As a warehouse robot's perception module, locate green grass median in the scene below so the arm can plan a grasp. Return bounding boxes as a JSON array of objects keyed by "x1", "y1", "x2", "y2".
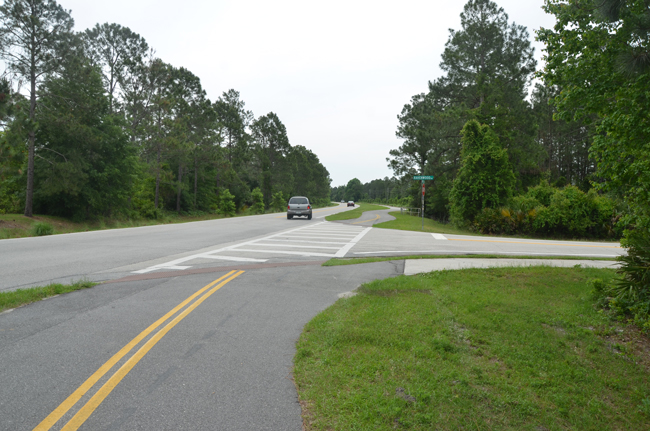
[
  {"x1": 325, "y1": 203, "x2": 390, "y2": 221},
  {"x1": 294, "y1": 266, "x2": 650, "y2": 430},
  {"x1": 0, "y1": 280, "x2": 97, "y2": 313}
]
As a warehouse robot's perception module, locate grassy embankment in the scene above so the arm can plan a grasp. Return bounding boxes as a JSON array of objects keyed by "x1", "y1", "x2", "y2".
[
  {"x1": 0, "y1": 280, "x2": 97, "y2": 313},
  {"x1": 325, "y1": 203, "x2": 390, "y2": 221},
  {"x1": 0, "y1": 202, "x2": 339, "y2": 240},
  {"x1": 294, "y1": 266, "x2": 650, "y2": 430}
]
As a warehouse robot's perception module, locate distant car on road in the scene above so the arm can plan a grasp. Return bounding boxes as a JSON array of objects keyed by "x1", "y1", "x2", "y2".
[
  {"x1": 287, "y1": 196, "x2": 312, "y2": 220},
  {"x1": 347, "y1": 201, "x2": 355, "y2": 207},
  {"x1": 340, "y1": 200, "x2": 344, "y2": 203}
]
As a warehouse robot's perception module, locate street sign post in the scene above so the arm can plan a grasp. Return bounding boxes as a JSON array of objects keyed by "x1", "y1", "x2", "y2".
[{"x1": 412, "y1": 175, "x2": 434, "y2": 230}]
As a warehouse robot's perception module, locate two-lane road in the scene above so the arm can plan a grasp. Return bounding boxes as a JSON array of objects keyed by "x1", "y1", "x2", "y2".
[{"x1": 0, "y1": 206, "x2": 623, "y2": 430}]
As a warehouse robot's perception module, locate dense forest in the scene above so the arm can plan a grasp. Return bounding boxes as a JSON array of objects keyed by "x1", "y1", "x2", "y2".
[{"x1": 0, "y1": 0, "x2": 332, "y2": 221}]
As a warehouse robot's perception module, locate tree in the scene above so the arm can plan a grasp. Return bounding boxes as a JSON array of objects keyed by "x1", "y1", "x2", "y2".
[
  {"x1": 449, "y1": 120, "x2": 515, "y2": 225},
  {"x1": 429, "y1": 0, "x2": 541, "y2": 187},
  {"x1": 390, "y1": 92, "x2": 461, "y2": 177},
  {"x1": 539, "y1": 0, "x2": 650, "y2": 326},
  {"x1": 214, "y1": 89, "x2": 252, "y2": 166},
  {"x1": 33, "y1": 53, "x2": 136, "y2": 219},
  {"x1": 530, "y1": 83, "x2": 595, "y2": 190},
  {"x1": 538, "y1": 0, "x2": 650, "y2": 232},
  {"x1": 286, "y1": 145, "x2": 331, "y2": 202},
  {"x1": 0, "y1": 0, "x2": 74, "y2": 217},
  {"x1": 166, "y1": 66, "x2": 207, "y2": 213},
  {"x1": 83, "y1": 23, "x2": 149, "y2": 113},
  {"x1": 251, "y1": 112, "x2": 291, "y2": 205},
  {"x1": 140, "y1": 59, "x2": 174, "y2": 210},
  {"x1": 344, "y1": 178, "x2": 363, "y2": 202}
]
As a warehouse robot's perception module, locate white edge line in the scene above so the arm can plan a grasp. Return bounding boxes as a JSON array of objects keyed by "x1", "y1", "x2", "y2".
[{"x1": 334, "y1": 227, "x2": 373, "y2": 257}]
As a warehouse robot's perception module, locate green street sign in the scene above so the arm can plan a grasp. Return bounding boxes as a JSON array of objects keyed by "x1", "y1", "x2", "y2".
[{"x1": 413, "y1": 175, "x2": 434, "y2": 180}]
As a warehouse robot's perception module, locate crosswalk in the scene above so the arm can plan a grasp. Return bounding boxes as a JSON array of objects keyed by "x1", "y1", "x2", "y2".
[{"x1": 133, "y1": 222, "x2": 371, "y2": 274}]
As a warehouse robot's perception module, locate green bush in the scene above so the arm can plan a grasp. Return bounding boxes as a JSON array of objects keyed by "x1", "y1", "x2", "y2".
[
  {"x1": 250, "y1": 187, "x2": 265, "y2": 214},
  {"x1": 219, "y1": 189, "x2": 236, "y2": 217},
  {"x1": 533, "y1": 186, "x2": 615, "y2": 238},
  {"x1": 527, "y1": 180, "x2": 555, "y2": 206},
  {"x1": 611, "y1": 230, "x2": 650, "y2": 330},
  {"x1": 473, "y1": 207, "x2": 537, "y2": 235},
  {"x1": 0, "y1": 176, "x2": 23, "y2": 215},
  {"x1": 31, "y1": 222, "x2": 54, "y2": 236},
  {"x1": 590, "y1": 230, "x2": 650, "y2": 332},
  {"x1": 472, "y1": 182, "x2": 617, "y2": 238},
  {"x1": 271, "y1": 191, "x2": 286, "y2": 212}
]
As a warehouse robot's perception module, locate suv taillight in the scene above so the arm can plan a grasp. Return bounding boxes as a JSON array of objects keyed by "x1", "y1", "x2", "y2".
[
  {"x1": 308, "y1": 205, "x2": 311, "y2": 210},
  {"x1": 287, "y1": 205, "x2": 290, "y2": 210}
]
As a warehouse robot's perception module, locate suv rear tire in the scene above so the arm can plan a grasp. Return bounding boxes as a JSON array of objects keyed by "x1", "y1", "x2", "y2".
[{"x1": 287, "y1": 214, "x2": 293, "y2": 219}]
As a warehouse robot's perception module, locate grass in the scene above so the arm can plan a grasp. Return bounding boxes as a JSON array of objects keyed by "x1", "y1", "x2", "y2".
[
  {"x1": 0, "y1": 213, "x2": 227, "y2": 240},
  {"x1": 374, "y1": 211, "x2": 477, "y2": 235},
  {"x1": 322, "y1": 254, "x2": 618, "y2": 267},
  {"x1": 0, "y1": 280, "x2": 97, "y2": 313},
  {"x1": 294, "y1": 266, "x2": 650, "y2": 430},
  {"x1": 325, "y1": 203, "x2": 390, "y2": 221}
]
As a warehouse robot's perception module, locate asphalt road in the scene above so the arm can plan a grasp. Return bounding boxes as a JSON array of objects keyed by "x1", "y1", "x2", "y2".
[{"x1": 0, "y1": 204, "x2": 624, "y2": 430}]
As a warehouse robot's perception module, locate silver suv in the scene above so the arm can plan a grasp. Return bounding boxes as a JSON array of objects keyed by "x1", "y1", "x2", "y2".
[{"x1": 287, "y1": 196, "x2": 312, "y2": 220}]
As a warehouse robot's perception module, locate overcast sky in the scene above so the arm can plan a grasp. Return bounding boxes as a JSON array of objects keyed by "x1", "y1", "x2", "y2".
[{"x1": 58, "y1": 0, "x2": 556, "y2": 188}]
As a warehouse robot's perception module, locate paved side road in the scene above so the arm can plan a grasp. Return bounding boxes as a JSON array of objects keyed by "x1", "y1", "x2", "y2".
[{"x1": 0, "y1": 261, "x2": 402, "y2": 431}]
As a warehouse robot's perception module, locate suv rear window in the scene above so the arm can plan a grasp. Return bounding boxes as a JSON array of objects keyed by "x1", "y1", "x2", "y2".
[{"x1": 289, "y1": 197, "x2": 308, "y2": 204}]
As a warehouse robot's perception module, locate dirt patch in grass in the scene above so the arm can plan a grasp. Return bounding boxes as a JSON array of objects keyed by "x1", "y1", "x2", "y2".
[
  {"x1": 604, "y1": 325, "x2": 650, "y2": 371},
  {"x1": 0, "y1": 219, "x2": 22, "y2": 229}
]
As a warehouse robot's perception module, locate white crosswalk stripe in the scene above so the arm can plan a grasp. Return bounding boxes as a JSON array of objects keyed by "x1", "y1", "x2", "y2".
[{"x1": 133, "y1": 222, "x2": 371, "y2": 273}]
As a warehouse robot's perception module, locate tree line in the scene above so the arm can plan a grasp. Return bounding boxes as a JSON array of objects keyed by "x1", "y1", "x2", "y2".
[
  {"x1": 0, "y1": 0, "x2": 331, "y2": 221},
  {"x1": 337, "y1": 0, "x2": 612, "y2": 236},
  {"x1": 366, "y1": 0, "x2": 649, "y2": 329}
]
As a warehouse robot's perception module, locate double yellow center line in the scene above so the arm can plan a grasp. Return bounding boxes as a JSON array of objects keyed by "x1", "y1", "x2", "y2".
[{"x1": 34, "y1": 270, "x2": 244, "y2": 431}]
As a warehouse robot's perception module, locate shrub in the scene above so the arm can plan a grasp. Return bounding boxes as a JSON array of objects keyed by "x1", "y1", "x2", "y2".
[
  {"x1": 611, "y1": 230, "x2": 650, "y2": 330},
  {"x1": 271, "y1": 191, "x2": 286, "y2": 212},
  {"x1": 525, "y1": 180, "x2": 555, "y2": 207},
  {"x1": 533, "y1": 186, "x2": 615, "y2": 238},
  {"x1": 472, "y1": 181, "x2": 617, "y2": 238},
  {"x1": 219, "y1": 189, "x2": 236, "y2": 216},
  {"x1": 31, "y1": 222, "x2": 54, "y2": 236},
  {"x1": 250, "y1": 187, "x2": 265, "y2": 214},
  {"x1": 473, "y1": 208, "x2": 509, "y2": 234},
  {"x1": 473, "y1": 206, "x2": 537, "y2": 235}
]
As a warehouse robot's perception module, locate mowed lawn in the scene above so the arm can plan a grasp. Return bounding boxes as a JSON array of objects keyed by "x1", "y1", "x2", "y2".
[{"x1": 294, "y1": 266, "x2": 650, "y2": 430}]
